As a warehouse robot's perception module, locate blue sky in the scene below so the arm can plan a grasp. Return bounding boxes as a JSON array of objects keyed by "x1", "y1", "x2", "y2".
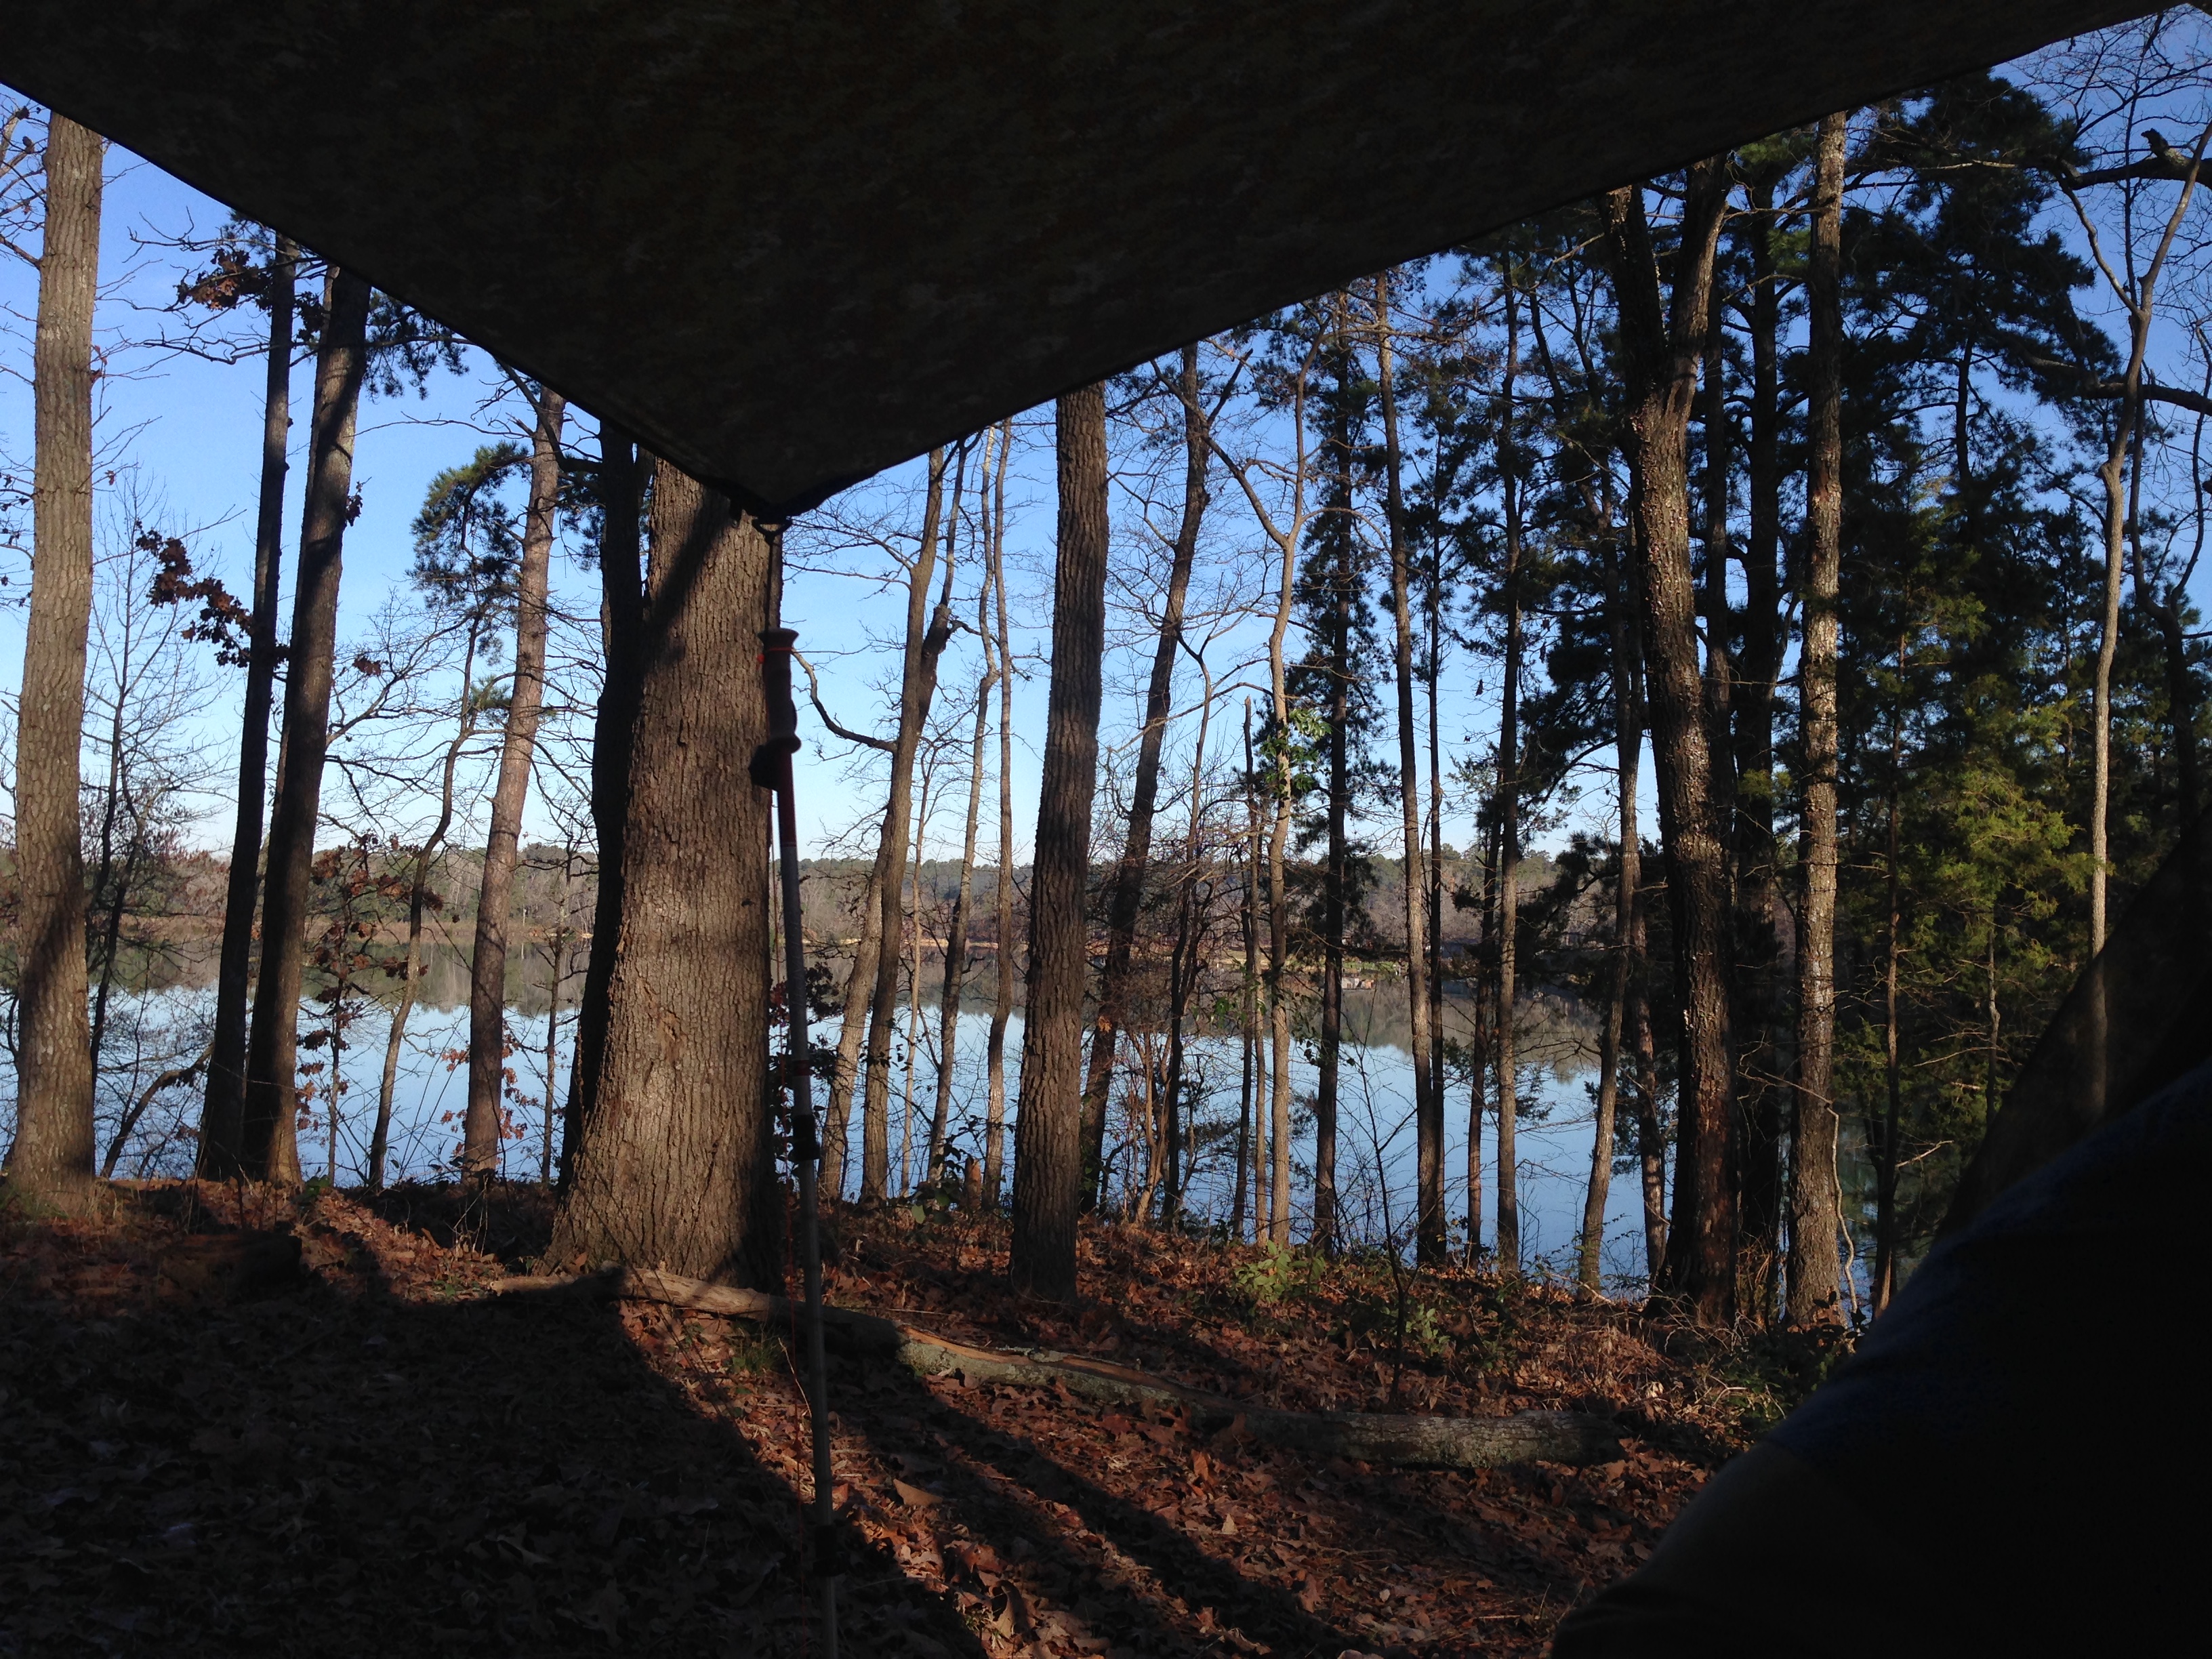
[{"x1": 0, "y1": 129, "x2": 1518, "y2": 870}]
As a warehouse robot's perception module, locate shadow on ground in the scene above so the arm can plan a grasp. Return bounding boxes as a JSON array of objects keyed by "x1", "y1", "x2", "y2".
[
  {"x1": 3, "y1": 1185, "x2": 1735, "y2": 1657},
  {"x1": 0, "y1": 1186, "x2": 981, "y2": 1657}
]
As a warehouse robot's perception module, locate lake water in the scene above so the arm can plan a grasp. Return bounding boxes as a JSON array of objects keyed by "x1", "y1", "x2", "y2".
[{"x1": 55, "y1": 970, "x2": 1668, "y2": 1293}]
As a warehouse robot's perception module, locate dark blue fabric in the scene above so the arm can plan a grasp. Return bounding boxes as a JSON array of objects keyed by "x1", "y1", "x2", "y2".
[
  {"x1": 1765, "y1": 1057, "x2": 2212, "y2": 1643},
  {"x1": 1555, "y1": 1059, "x2": 2212, "y2": 1658}
]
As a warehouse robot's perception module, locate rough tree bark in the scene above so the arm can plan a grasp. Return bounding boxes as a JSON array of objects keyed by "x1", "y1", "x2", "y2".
[
  {"x1": 463, "y1": 388, "x2": 565, "y2": 1179},
  {"x1": 5, "y1": 115, "x2": 103, "y2": 1212},
  {"x1": 1080, "y1": 346, "x2": 1208, "y2": 1204},
  {"x1": 1010, "y1": 384, "x2": 1111, "y2": 1300},
  {"x1": 199, "y1": 234, "x2": 294, "y2": 1178},
  {"x1": 1787, "y1": 112, "x2": 1849, "y2": 1326},
  {"x1": 1376, "y1": 273, "x2": 1443, "y2": 1265},
  {"x1": 1601, "y1": 161, "x2": 1736, "y2": 1324},
  {"x1": 548, "y1": 464, "x2": 779, "y2": 1284},
  {"x1": 562, "y1": 424, "x2": 645, "y2": 1188},
  {"x1": 861, "y1": 450, "x2": 951, "y2": 1204},
  {"x1": 241, "y1": 268, "x2": 371, "y2": 1188}
]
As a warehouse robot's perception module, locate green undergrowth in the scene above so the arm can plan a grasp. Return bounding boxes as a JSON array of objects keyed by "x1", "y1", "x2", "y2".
[{"x1": 1210, "y1": 1240, "x2": 1532, "y2": 1377}]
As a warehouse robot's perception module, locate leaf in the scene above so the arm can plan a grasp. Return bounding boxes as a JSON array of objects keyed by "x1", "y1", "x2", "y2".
[
  {"x1": 891, "y1": 1479, "x2": 941, "y2": 1509},
  {"x1": 570, "y1": 1581, "x2": 625, "y2": 1639}
]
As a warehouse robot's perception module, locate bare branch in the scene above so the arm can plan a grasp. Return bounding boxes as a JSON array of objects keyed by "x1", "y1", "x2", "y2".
[
  {"x1": 2026, "y1": 352, "x2": 2212, "y2": 419},
  {"x1": 794, "y1": 651, "x2": 895, "y2": 752}
]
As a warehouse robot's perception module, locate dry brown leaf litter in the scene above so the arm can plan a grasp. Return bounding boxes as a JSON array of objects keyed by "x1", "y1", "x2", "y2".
[{"x1": 1, "y1": 1183, "x2": 1817, "y2": 1657}]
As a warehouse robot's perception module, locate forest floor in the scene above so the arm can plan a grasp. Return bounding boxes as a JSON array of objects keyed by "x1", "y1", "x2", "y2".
[{"x1": 0, "y1": 1182, "x2": 1841, "y2": 1657}]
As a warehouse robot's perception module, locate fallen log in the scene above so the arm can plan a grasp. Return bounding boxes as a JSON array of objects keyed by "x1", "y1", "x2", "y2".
[
  {"x1": 489, "y1": 1267, "x2": 1620, "y2": 1469},
  {"x1": 1233, "y1": 1406, "x2": 1620, "y2": 1471}
]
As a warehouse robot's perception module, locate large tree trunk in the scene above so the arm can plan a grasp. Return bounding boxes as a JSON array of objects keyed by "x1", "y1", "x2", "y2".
[
  {"x1": 463, "y1": 388, "x2": 565, "y2": 1179},
  {"x1": 1734, "y1": 178, "x2": 1788, "y2": 1317},
  {"x1": 562, "y1": 425, "x2": 645, "y2": 1188},
  {"x1": 548, "y1": 464, "x2": 779, "y2": 1284},
  {"x1": 984, "y1": 420, "x2": 1017, "y2": 1207},
  {"x1": 1376, "y1": 274, "x2": 1442, "y2": 1265},
  {"x1": 1079, "y1": 347, "x2": 1208, "y2": 1202},
  {"x1": 198, "y1": 235, "x2": 294, "y2": 1178},
  {"x1": 1010, "y1": 384, "x2": 1111, "y2": 1300},
  {"x1": 1787, "y1": 112, "x2": 1849, "y2": 1326},
  {"x1": 861, "y1": 451, "x2": 951, "y2": 1204},
  {"x1": 1601, "y1": 163, "x2": 1735, "y2": 1324},
  {"x1": 241, "y1": 268, "x2": 371, "y2": 1189},
  {"x1": 5, "y1": 115, "x2": 103, "y2": 1212}
]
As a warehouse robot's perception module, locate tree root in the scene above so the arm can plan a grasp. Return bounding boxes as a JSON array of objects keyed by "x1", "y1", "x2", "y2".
[{"x1": 489, "y1": 1266, "x2": 1622, "y2": 1469}]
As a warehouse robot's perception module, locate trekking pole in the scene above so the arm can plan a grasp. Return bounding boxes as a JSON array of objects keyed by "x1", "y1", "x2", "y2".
[{"x1": 753, "y1": 555, "x2": 839, "y2": 1654}]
